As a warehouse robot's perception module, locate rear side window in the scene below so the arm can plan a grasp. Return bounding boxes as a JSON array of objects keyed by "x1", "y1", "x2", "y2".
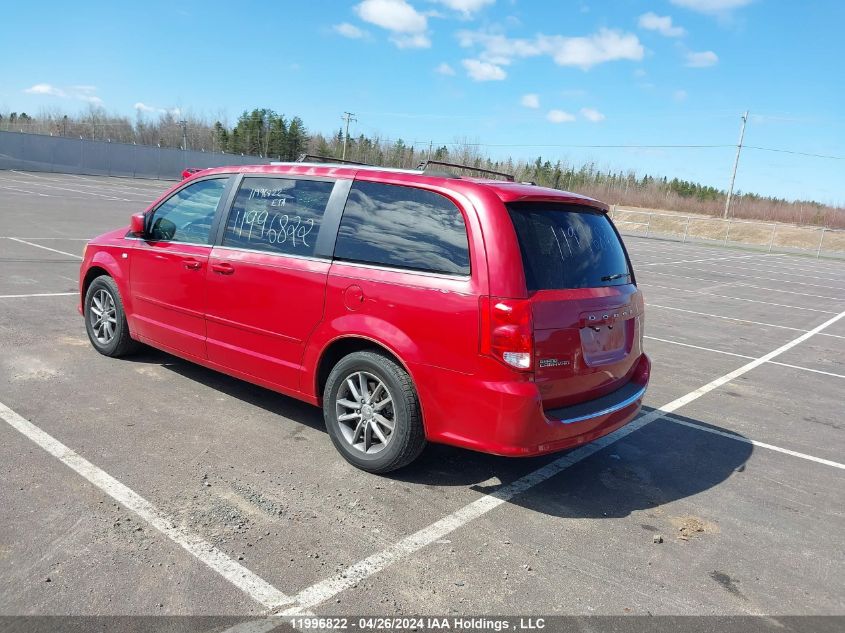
[
  {"x1": 508, "y1": 203, "x2": 632, "y2": 291},
  {"x1": 222, "y1": 176, "x2": 334, "y2": 256},
  {"x1": 334, "y1": 181, "x2": 470, "y2": 275}
]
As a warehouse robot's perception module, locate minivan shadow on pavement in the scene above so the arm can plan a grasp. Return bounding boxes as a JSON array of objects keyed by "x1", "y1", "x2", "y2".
[
  {"x1": 395, "y1": 407, "x2": 752, "y2": 521},
  {"x1": 133, "y1": 349, "x2": 751, "y2": 520}
]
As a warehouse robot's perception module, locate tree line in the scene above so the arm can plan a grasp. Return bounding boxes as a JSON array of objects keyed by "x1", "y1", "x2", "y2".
[{"x1": 0, "y1": 105, "x2": 841, "y2": 229}]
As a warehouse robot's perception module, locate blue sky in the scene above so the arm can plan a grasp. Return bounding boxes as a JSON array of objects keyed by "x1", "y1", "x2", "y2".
[{"x1": 1, "y1": 0, "x2": 843, "y2": 203}]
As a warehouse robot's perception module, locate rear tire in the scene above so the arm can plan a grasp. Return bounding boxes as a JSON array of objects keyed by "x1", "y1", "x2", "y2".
[
  {"x1": 323, "y1": 351, "x2": 426, "y2": 473},
  {"x1": 84, "y1": 275, "x2": 138, "y2": 357}
]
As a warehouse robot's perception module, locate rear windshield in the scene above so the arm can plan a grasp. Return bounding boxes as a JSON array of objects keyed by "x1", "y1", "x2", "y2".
[{"x1": 508, "y1": 202, "x2": 632, "y2": 291}]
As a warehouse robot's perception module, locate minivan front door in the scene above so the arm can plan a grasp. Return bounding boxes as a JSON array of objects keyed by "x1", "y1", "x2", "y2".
[
  {"x1": 204, "y1": 175, "x2": 342, "y2": 394},
  {"x1": 129, "y1": 177, "x2": 230, "y2": 359}
]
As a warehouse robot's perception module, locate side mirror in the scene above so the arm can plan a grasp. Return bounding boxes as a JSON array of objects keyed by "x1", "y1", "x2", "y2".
[{"x1": 129, "y1": 213, "x2": 146, "y2": 237}]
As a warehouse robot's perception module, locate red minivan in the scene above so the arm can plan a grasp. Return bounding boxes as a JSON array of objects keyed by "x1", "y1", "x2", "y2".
[{"x1": 79, "y1": 162, "x2": 650, "y2": 473}]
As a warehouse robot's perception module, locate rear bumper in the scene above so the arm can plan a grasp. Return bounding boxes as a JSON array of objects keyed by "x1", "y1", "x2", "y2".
[
  {"x1": 545, "y1": 380, "x2": 646, "y2": 425},
  {"x1": 420, "y1": 353, "x2": 651, "y2": 457}
]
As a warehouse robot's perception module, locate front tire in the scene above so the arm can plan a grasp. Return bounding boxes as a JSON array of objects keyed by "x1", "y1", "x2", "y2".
[
  {"x1": 84, "y1": 276, "x2": 138, "y2": 357},
  {"x1": 323, "y1": 351, "x2": 426, "y2": 473}
]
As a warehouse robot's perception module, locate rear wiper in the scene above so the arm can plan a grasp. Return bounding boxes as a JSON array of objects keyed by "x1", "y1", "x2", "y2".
[{"x1": 601, "y1": 272, "x2": 630, "y2": 281}]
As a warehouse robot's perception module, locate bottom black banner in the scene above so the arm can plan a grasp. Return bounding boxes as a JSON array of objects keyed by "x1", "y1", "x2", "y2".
[{"x1": 0, "y1": 616, "x2": 842, "y2": 633}]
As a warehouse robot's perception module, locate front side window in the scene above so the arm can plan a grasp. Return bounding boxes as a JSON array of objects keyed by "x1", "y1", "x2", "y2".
[
  {"x1": 221, "y1": 177, "x2": 335, "y2": 257},
  {"x1": 148, "y1": 178, "x2": 227, "y2": 244},
  {"x1": 334, "y1": 181, "x2": 470, "y2": 275},
  {"x1": 508, "y1": 202, "x2": 632, "y2": 291}
]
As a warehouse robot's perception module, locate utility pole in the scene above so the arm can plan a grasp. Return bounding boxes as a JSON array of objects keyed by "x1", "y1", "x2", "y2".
[
  {"x1": 341, "y1": 111, "x2": 357, "y2": 160},
  {"x1": 724, "y1": 110, "x2": 748, "y2": 219},
  {"x1": 179, "y1": 120, "x2": 188, "y2": 151}
]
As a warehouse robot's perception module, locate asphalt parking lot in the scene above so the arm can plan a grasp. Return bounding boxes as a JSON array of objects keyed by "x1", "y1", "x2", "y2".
[{"x1": 0, "y1": 171, "x2": 843, "y2": 618}]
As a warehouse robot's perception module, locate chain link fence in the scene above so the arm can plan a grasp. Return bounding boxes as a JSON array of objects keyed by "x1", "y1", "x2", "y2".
[
  {"x1": 610, "y1": 207, "x2": 844, "y2": 259},
  {"x1": 0, "y1": 130, "x2": 268, "y2": 180}
]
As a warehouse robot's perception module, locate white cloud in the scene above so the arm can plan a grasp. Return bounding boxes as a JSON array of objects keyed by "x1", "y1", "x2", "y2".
[
  {"x1": 355, "y1": 0, "x2": 427, "y2": 33},
  {"x1": 671, "y1": 0, "x2": 752, "y2": 14},
  {"x1": 391, "y1": 33, "x2": 431, "y2": 48},
  {"x1": 638, "y1": 12, "x2": 686, "y2": 37},
  {"x1": 673, "y1": 89, "x2": 688, "y2": 101},
  {"x1": 458, "y1": 28, "x2": 644, "y2": 70},
  {"x1": 580, "y1": 107, "x2": 605, "y2": 122},
  {"x1": 686, "y1": 50, "x2": 718, "y2": 67},
  {"x1": 544, "y1": 30, "x2": 644, "y2": 68},
  {"x1": 435, "y1": 62, "x2": 456, "y2": 75},
  {"x1": 24, "y1": 83, "x2": 66, "y2": 97},
  {"x1": 80, "y1": 95, "x2": 104, "y2": 105},
  {"x1": 134, "y1": 102, "x2": 181, "y2": 117},
  {"x1": 520, "y1": 93, "x2": 540, "y2": 108},
  {"x1": 24, "y1": 83, "x2": 103, "y2": 105},
  {"x1": 462, "y1": 58, "x2": 506, "y2": 81},
  {"x1": 431, "y1": 0, "x2": 494, "y2": 17},
  {"x1": 355, "y1": 0, "x2": 431, "y2": 49},
  {"x1": 547, "y1": 109, "x2": 576, "y2": 123},
  {"x1": 333, "y1": 22, "x2": 367, "y2": 38}
]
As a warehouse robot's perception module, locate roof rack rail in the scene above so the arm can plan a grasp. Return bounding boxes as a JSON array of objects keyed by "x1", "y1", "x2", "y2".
[
  {"x1": 416, "y1": 160, "x2": 515, "y2": 182},
  {"x1": 295, "y1": 153, "x2": 370, "y2": 166}
]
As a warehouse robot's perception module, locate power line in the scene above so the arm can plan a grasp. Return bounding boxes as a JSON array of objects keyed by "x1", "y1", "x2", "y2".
[{"x1": 745, "y1": 145, "x2": 844, "y2": 160}]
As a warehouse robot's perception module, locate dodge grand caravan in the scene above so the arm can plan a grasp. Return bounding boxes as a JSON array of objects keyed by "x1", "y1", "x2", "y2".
[{"x1": 79, "y1": 161, "x2": 650, "y2": 473}]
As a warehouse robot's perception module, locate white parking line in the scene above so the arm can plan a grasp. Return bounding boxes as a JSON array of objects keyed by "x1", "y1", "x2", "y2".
[
  {"x1": 6, "y1": 237, "x2": 83, "y2": 260},
  {"x1": 12, "y1": 170, "x2": 168, "y2": 196},
  {"x1": 0, "y1": 292, "x2": 77, "y2": 299},
  {"x1": 645, "y1": 303, "x2": 845, "y2": 341},
  {"x1": 0, "y1": 184, "x2": 50, "y2": 197},
  {"x1": 280, "y1": 307, "x2": 845, "y2": 615},
  {"x1": 663, "y1": 417, "x2": 845, "y2": 470},
  {"x1": 625, "y1": 240, "x2": 845, "y2": 277},
  {"x1": 645, "y1": 283, "x2": 838, "y2": 314},
  {"x1": 640, "y1": 253, "x2": 782, "y2": 267},
  {"x1": 702, "y1": 261, "x2": 845, "y2": 283},
  {"x1": 645, "y1": 335, "x2": 845, "y2": 379},
  {"x1": 654, "y1": 265, "x2": 845, "y2": 292},
  {"x1": 0, "y1": 174, "x2": 132, "y2": 201},
  {"x1": 646, "y1": 336, "x2": 753, "y2": 359},
  {"x1": 0, "y1": 401, "x2": 294, "y2": 610},
  {"x1": 639, "y1": 270, "x2": 845, "y2": 302}
]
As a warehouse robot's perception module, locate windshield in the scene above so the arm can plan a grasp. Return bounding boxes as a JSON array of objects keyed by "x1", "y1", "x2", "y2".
[{"x1": 508, "y1": 202, "x2": 633, "y2": 291}]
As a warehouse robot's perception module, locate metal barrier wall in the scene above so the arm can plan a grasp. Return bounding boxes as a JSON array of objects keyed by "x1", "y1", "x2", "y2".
[
  {"x1": 609, "y1": 206, "x2": 845, "y2": 259},
  {"x1": 0, "y1": 130, "x2": 268, "y2": 180}
]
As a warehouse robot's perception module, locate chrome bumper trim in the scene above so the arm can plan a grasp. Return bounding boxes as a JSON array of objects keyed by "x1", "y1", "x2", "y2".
[{"x1": 550, "y1": 384, "x2": 647, "y2": 425}]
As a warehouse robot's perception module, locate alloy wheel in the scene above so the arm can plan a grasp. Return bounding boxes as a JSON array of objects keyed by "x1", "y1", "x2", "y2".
[
  {"x1": 89, "y1": 289, "x2": 117, "y2": 345},
  {"x1": 335, "y1": 371, "x2": 396, "y2": 454}
]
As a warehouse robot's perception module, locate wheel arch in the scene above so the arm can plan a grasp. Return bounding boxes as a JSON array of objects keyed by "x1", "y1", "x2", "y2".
[
  {"x1": 315, "y1": 336, "x2": 423, "y2": 423},
  {"x1": 82, "y1": 249, "x2": 132, "y2": 312},
  {"x1": 81, "y1": 265, "x2": 111, "y2": 299}
]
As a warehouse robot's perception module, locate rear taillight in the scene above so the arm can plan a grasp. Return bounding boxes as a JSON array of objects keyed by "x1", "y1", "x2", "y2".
[{"x1": 480, "y1": 297, "x2": 533, "y2": 371}]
